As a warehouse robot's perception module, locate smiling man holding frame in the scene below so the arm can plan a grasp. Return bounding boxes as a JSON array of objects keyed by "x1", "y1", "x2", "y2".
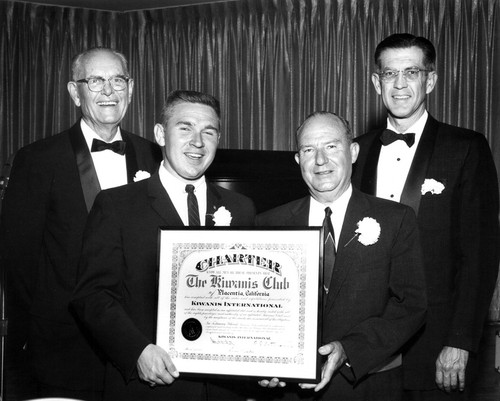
[
  {"x1": 71, "y1": 90, "x2": 256, "y2": 401},
  {"x1": 256, "y1": 111, "x2": 427, "y2": 401}
]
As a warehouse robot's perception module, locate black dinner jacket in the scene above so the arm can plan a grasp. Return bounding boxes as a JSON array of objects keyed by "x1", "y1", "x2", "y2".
[
  {"x1": 351, "y1": 114, "x2": 500, "y2": 388},
  {"x1": 0, "y1": 120, "x2": 162, "y2": 389},
  {"x1": 71, "y1": 172, "x2": 256, "y2": 400},
  {"x1": 256, "y1": 188, "x2": 427, "y2": 398}
]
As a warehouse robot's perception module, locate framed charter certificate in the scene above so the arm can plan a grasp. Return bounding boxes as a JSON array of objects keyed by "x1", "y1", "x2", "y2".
[{"x1": 156, "y1": 227, "x2": 322, "y2": 382}]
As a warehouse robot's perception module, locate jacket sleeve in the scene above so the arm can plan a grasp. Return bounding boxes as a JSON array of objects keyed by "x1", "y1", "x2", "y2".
[
  {"x1": 446, "y1": 134, "x2": 499, "y2": 352},
  {"x1": 339, "y1": 206, "x2": 427, "y2": 381},
  {"x1": 71, "y1": 191, "x2": 150, "y2": 382},
  {"x1": 0, "y1": 147, "x2": 51, "y2": 349}
]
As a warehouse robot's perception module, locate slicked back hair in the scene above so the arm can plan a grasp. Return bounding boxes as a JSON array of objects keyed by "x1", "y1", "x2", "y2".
[
  {"x1": 160, "y1": 90, "x2": 221, "y2": 127},
  {"x1": 374, "y1": 33, "x2": 436, "y2": 71}
]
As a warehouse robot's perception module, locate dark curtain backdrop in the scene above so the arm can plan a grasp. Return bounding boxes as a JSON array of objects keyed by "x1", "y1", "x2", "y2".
[{"x1": 1, "y1": 0, "x2": 500, "y2": 317}]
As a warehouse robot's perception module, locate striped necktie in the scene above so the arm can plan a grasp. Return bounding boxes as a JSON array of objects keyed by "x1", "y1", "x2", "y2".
[
  {"x1": 322, "y1": 207, "x2": 336, "y2": 298},
  {"x1": 185, "y1": 184, "x2": 201, "y2": 226}
]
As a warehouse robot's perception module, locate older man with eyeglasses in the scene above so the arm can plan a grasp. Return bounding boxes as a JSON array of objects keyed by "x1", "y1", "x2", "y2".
[
  {"x1": 0, "y1": 47, "x2": 162, "y2": 400},
  {"x1": 352, "y1": 33, "x2": 499, "y2": 401}
]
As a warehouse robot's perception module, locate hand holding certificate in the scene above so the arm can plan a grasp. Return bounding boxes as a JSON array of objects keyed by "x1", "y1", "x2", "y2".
[
  {"x1": 137, "y1": 344, "x2": 179, "y2": 387},
  {"x1": 156, "y1": 228, "x2": 322, "y2": 382}
]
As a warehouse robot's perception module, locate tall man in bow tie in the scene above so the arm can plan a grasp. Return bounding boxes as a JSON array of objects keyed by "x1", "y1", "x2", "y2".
[
  {"x1": 352, "y1": 34, "x2": 500, "y2": 401},
  {"x1": 0, "y1": 47, "x2": 161, "y2": 400}
]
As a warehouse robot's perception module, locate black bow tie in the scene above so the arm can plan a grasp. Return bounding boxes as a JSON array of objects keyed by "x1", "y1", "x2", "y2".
[
  {"x1": 380, "y1": 129, "x2": 415, "y2": 148},
  {"x1": 91, "y1": 139, "x2": 126, "y2": 155}
]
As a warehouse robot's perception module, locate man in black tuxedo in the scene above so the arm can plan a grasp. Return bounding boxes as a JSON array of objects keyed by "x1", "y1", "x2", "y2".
[
  {"x1": 0, "y1": 47, "x2": 162, "y2": 400},
  {"x1": 256, "y1": 111, "x2": 427, "y2": 400},
  {"x1": 71, "y1": 90, "x2": 256, "y2": 400},
  {"x1": 351, "y1": 34, "x2": 500, "y2": 401}
]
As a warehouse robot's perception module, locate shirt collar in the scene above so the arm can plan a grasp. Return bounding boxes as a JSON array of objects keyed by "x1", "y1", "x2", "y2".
[
  {"x1": 309, "y1": 184, "x2": 353, "y2": 226},
  {"x1": 81, "y1": 119, "x2": 123, "y2": 151},
  {"x1": 158, "y1": 162, "x2": 206, "y2": 194},
  {"x1": 386, "y1": 110, "x2": 428, "y2": 138}
]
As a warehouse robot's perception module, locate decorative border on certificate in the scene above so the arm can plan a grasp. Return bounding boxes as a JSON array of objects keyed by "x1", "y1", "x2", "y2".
[{"x1": 156, "y1": 228, "x2": 321, "y2": 382}]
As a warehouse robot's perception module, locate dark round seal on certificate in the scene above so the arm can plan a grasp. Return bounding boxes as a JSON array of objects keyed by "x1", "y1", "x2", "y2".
[{"x1": 181, "y1": 318, "x2": 202, "y2": 341}]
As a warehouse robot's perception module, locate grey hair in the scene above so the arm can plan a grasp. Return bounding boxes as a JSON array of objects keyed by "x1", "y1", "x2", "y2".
[{"x1": 71, "y1": 47, "x2": 129, "y2": 80}]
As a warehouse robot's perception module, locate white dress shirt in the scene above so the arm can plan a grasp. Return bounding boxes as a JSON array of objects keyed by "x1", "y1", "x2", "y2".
[
  {"x1": 376, "y1": 112, "x2": 428, "y2": 202},
  {"x1": 308, "y1": 185, "x2": 353, "y2": 250},
  {"x1": 81, "y1": 119, "x2": 128, "y2": 190},
  {"x1": 158, "y1": 163, "x2": 208, "y2": 226}
]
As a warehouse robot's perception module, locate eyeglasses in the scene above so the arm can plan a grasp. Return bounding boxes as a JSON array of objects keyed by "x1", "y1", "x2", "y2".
[
  {"x1": 376, "y1": 68, "x2": 431, "y2": 82},
  {"x1": 76, "y1": 75, "x2": 130, "y2": 92}
]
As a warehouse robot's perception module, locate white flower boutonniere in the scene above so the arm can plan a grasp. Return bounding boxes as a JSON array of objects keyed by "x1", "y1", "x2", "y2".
[
  {"x1": 346, "y1": 217, "x2": 381, "y2": 247},
  {"x1": 212, "y1": 206, "x2": 233, "y2": 226},
  {"x1": 133, "y1": 170, "x2": 151, "y2": 182},
  {"x1": 356, "y1": 217, "x2": 381, "y2": 245},
  {"x1": 421, "y1": 178, "x2": 445, "y2": 195}
]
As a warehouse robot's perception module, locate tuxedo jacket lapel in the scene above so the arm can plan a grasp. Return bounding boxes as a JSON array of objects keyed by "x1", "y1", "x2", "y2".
[
  {"x1": 148, "y1": 173, "x2": 184, "y2": 226},
  {"x1": 400, "y1": 116, "x2": 438, "y2": 215},
  {"x1": 358, "y1": 129, "x2": 383, "y2": 196},
  {"x1": 68, "y1": 122, "x2": 100, "y2": 213},
  {"x1": 122, "y1": 131, "x2": 139, "y2": 183},
  {"x1": 358, "y1": 117, "x2": 438, "y2": 215}
]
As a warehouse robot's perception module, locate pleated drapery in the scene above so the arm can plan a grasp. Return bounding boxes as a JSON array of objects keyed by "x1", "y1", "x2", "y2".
[
  {"x1": 1, "y1": 0, "x2": 500, "y2": 317},
  {"x1": 1, "y1": 0, "x2": 499, "y2": 157}
]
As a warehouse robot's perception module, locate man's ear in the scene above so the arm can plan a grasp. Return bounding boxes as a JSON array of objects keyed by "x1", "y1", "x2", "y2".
[
  {"x1": 425, "y1": 71, "x2": 438, "y2": 95},
  {"x1": 371, "y1": 73, "x2": 382, "y2": 95},
  {"x1": 154, "y1": 123, "x2": 165, "y2": 147},
  {"x1": 127, "y1": 79, "x2": 134, "y2": 103},
  {"x1": 67, "y1": 82, "x2": 81, "y2": 107},
  {"x1": 350, "y1": 142, "x2": 360, "y2": 164},
  {"x1": 294, "y1": 152, "x2": 300, "y2": 165}
]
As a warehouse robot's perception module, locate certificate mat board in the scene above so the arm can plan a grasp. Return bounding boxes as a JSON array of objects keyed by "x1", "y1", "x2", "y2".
[{"x1": 157, "y1": 228, "x2": 322, "y2": 382}]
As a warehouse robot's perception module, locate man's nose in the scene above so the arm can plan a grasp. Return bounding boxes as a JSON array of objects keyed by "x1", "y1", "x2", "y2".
[
  {"x1": 393, "y1": 71, "x2": 408, "y2": 89},
  {"x1": 190, "y1": 131, "x2": 204, "y2": 147},
  {"x1": 315, "y1": 149, "x2": 327, "y2": 165},
  {"x1": 101, "y1": 79, "x2": 114, "y2": 95}
]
